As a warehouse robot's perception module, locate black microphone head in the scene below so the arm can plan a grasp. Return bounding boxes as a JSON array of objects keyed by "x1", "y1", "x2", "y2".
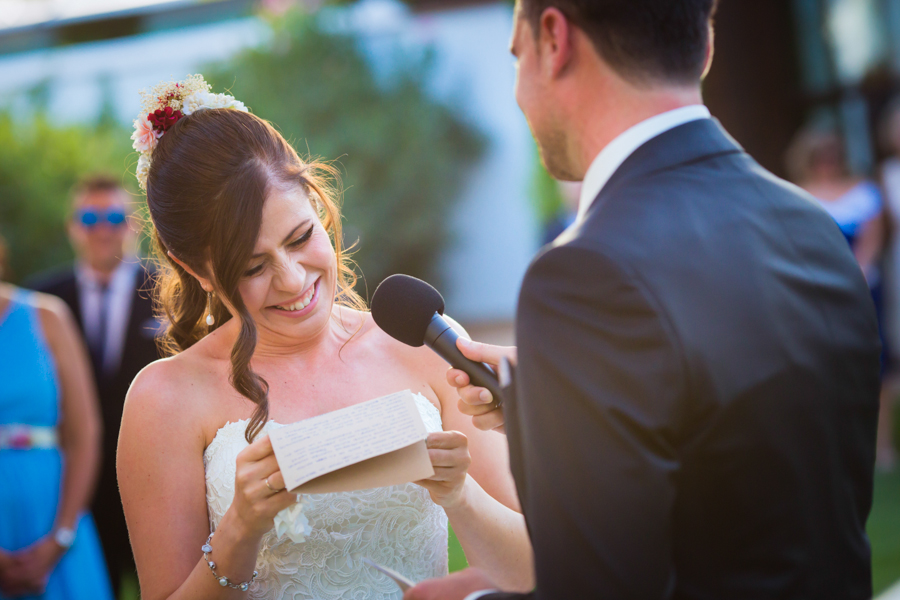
[{"x1": 371, "y1": 274, "x2": 445, "y2": 347}]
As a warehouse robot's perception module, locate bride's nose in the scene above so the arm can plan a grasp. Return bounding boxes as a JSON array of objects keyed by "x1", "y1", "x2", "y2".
[{"x1": 272, "y1": 256, "x2": 306, "y2": 292}]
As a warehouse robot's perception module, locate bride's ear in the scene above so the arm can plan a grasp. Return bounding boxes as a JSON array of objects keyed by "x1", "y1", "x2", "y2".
[{"x1": 167, "y1": 250, "x2": 215, "y2": 293}]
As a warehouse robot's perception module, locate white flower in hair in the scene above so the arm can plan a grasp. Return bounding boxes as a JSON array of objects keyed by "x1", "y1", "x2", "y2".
[
  {"x1": 132, "y1": 74, "x2": 250, "y2": 192},
  {"x1": 136, "y1": 154, "x2": 151, "y2": 190},
  {"x1": 131, "y1": 115, "x2": 160, "y2": 153},
  {"x1": 138, "y1": 74, "x2": 210, "y2": 116},
  {"x1": 182, "y1": 91, "x2": 248, "y2": 116}
]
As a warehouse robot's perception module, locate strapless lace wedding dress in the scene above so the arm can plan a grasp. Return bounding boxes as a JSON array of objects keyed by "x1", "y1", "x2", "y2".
[{"x1": 204, "y1": 393, "x2": 449, "y2": 599}]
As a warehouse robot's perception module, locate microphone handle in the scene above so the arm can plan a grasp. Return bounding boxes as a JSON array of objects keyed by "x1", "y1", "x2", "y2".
[{"x1": 424, "y1": 314, "x2": 504, "y2": 408}]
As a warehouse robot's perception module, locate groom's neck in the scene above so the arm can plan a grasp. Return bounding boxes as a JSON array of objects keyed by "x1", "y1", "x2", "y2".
[{"x1": 552, "y1": 49, "x2": 705, "y2": 179}]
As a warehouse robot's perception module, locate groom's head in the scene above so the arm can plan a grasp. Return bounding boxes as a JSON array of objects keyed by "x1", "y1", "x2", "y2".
[{"x1": 512, "y1": 0, "x2": 717, "y2": 180}]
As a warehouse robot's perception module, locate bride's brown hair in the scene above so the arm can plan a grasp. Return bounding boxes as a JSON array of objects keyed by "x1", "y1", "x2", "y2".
[{"x1": 145, "y1": 108, "x2": 363, "y2": 442}]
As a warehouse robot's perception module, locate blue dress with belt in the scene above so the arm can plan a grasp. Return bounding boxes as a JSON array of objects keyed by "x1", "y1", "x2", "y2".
[
  {"x1": 0, "y1": 290, "x2": 113, "y2": 600},
  {"x1": 814, "y1": 180, "x2": 890, "y2": 372}
]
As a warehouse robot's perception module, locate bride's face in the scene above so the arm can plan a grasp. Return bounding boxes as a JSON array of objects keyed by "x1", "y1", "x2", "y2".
[{"x1": 237, "y1": 184, "x2": 337, "y2": 343}]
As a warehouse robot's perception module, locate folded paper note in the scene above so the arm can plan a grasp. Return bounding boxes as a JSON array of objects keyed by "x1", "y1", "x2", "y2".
[{"x1": 269, "y1": 390, "x2": 434, "y2": 494}]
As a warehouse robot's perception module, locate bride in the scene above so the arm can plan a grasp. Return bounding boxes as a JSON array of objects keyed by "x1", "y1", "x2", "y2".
[{"x1": 117, "y1": 76, "x2": 533, "y2": 600}]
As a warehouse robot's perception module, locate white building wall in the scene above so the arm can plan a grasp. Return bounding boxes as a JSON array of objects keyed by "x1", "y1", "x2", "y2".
[
  {"x1": 342, "y1": 0, "x2": 539, "y2": 322},
  {"x1": 0, "y1": 17, "x2": 268, "y2": 123}
]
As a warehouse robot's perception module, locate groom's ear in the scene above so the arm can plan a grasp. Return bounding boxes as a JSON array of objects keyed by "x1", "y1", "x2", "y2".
[
  {"x1": 537, "y1": 8, "x2": 575, "y2": 80},
  {"x1": 701, "y1": 22, "x2": 715, "y2": 81}
]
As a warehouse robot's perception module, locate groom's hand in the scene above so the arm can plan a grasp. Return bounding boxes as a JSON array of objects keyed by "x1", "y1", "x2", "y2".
[
  {"x1": 403, "y1": 567, "x2": 498, "y2": 600},
  {"x1": 448, "y1": 339, "x2": 516, "y2": 433}
]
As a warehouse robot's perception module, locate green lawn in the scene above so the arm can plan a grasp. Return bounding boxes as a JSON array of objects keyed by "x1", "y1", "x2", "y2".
[
  {"x1": 871, "y1": 468, "x2": 900, "y2": 595},
  {"x1": 449, "y1": 526, "x2": 468, "y2": 573},
  {"x1": 120, "y1": 572, "x2": 138, "y2": 600}
]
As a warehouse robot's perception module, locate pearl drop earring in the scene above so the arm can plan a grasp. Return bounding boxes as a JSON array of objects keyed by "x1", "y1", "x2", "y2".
[{"x1": 206, "y1": 291, "x2": 215, "y2": 326}]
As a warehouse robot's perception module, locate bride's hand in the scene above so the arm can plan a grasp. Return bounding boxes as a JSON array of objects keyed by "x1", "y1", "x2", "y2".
[
  {"x1": 417, "y1": 431, "x2": 472, "y2": 510},
  {"x1": 231, "y1": 435, "x2": 299, "y2": 537}
]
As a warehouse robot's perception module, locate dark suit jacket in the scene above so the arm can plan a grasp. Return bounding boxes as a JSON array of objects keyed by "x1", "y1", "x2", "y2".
[
  {"x1": 28, "y1": 262, "x2": 161, "y2": 578},
  {"x1": 490, "y1": 119, "x2": 880, "y2": 600}
]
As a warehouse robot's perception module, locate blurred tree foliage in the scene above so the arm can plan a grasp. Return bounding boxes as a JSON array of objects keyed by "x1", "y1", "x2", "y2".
[
  {"x1": 0, "y1": 117, "x2": 133, "y2": 283},
  {"x1": 532, "y1": 151, "x2": 565, "y2": 224},
  {"x1": 206, "y1": 11, "x2": 484, "y2": 298}
]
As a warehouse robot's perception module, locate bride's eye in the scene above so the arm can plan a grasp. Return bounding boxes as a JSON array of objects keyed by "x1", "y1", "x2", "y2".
[
  {"x1": 288, "y1": 225, "x2": 315, "y2": 248},
  {"x1": 244, "y1": 263, "x2": 264, "y2": 278}
]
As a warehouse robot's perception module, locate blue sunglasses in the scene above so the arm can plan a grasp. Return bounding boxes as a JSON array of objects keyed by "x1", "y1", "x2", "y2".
[{"x1": 75, "y1": 208, "x2": 127, "y2": 228}]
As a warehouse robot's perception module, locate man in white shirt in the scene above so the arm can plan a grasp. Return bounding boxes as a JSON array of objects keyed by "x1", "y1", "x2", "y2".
[
  {"x1": 406, "y1": 1, "x2": 880, "y2": 599},
  {"x1": 29, "y1": 175, "x2": 161, "y2": 595}
]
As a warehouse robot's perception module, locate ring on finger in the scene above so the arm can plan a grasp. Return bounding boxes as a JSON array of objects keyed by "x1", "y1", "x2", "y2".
[{"x1": 265, "y1": 476, "x2": 282, "y2": 493}]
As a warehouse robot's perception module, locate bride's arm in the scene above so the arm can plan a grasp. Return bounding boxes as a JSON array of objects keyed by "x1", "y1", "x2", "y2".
[
  {"x1": 118, "y1": 360, "x2": 297, "y2": 600},
  {"x1": 417, "y1": 326, "x2": 535, "y2": 593}
]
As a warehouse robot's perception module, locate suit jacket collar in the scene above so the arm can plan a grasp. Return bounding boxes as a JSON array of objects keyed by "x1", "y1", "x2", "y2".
[
  {"x1": 577, "y1": 106, "x2": 711, "y2": 223},
  {"x1": 582, "y1": 118, "x2": 745, "y2": 223},
  {"x1": 61, "y1": 267, "x2": 84, "y2": 332}
]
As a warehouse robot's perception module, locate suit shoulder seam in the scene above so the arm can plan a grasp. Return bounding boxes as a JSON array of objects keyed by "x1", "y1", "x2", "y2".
[{"x1": 545, "y1": 241, "x2": 693, "y2": 414}]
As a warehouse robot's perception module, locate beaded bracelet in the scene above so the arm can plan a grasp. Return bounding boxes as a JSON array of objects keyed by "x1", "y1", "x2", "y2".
[{"x1": 202, "y1": 531, "x2": 259, "y2": 592}]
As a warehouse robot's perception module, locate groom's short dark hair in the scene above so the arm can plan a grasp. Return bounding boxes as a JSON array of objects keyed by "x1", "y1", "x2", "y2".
[{"x1": 519, "y1": 0, "x2": 718, "y2": 85}]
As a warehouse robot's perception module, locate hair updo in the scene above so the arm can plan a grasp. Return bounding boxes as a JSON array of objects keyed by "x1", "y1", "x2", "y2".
[{"x1": 145, "y1": 108, "x2": 363, "y2": 442}]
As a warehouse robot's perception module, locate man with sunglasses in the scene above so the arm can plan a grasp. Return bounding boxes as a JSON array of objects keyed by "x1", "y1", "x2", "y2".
[{"x1": 28, "y1": 175, "x2": 161, "y2": 595}]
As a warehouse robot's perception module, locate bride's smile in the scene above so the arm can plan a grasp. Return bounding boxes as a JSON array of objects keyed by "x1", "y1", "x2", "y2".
[
  {"x1": 267, "y1": 278, "x2": 320, "y2": 315},
  {"x1": 238, "y1": 184, "x2": 337, "y2": 339}
]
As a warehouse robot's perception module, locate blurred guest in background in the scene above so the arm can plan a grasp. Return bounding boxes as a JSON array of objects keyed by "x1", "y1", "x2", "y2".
[
  {"x1": 27, "y1": 176, "x2": 161, "y2": 593},
  {"x1": 787, "y1": 128, "x2": 885, "y2": 278},
  {"x1": 0, "y1": 234, "x2": 113, "y2": 599},
  {"x1": 787, "y1": 128, "x2": 894, "y2": 472},
  {"x1": 877, "y1": 101, "x2": 900, "y2": 471}
]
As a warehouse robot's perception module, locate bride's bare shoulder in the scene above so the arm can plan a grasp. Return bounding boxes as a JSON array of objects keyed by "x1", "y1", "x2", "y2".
[
  {"x1": 128, "y1": 354, "x2": 187, "y2": 399},
  {"x1": 331, "y1": 304, "x2": 369, "y2": 332},
  {"x1": 123, "y1": 343, "x2": 221, "y2": 433},
  {"x1": 331, "y1": 307, "x2": 415, "y2": 359},
  {"x1": 336, "y1": 307, "x2": 399, "y2": 348}
]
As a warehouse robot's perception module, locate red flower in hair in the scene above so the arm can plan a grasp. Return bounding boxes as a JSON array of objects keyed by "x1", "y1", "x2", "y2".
[{"x1": 148, "y1": 106, "x2": 183, "y2": 133}]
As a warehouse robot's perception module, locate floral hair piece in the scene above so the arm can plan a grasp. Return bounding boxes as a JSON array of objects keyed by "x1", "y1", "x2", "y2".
[{"x1": 132, "y1": 74, "x2": 248, "y2": 191}]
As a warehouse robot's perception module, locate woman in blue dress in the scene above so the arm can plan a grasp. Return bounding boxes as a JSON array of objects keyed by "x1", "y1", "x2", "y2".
[
  {"x1": 788, "y1": 129, "x2": 895, "y2": 466},
  {"x1": 0, "y1": 237, "x2": 113, "y2": 599},
  {"x1": 788, "y1": 129, "x2": 885, "y2": 281}
]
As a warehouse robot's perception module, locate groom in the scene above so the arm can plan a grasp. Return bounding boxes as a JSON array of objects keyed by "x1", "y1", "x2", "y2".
[{"x1": 407, "y1": 1, "x2": 881, "y2": 599}]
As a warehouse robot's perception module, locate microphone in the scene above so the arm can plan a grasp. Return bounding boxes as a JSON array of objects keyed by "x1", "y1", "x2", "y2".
[{"x1": 371, "y1": 274, "x2": 503, "y2": 407}]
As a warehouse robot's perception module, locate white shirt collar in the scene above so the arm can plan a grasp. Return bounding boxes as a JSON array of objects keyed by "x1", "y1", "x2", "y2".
[
  {"x1": 75, "y1": 259, "x2": 141, "y2": 374},
  {"x1": 576, "y1": 105, "x2": 711, "y2": 223},
  {"x1": 75, "y1": 259, "x2": 134, "y2": 289}
]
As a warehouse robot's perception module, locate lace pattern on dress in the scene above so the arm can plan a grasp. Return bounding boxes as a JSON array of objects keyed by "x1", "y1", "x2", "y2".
[{"x1": 203, "y1": 393, "x2": 449, "y2": 600}]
